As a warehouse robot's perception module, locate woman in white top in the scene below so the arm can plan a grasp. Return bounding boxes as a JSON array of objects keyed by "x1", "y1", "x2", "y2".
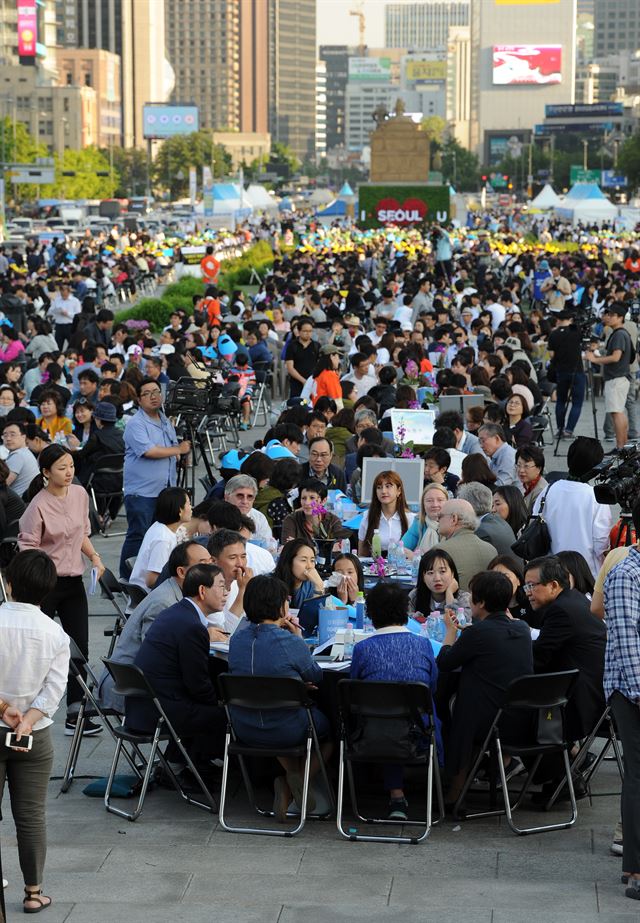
[
  {"x1": 129, "y1": 486, "x2": 192, "y2": 591},
  {"x1": 0, "y1": 549, "x2": 70, "y2": 914},
  {"x1": 358, "y1": 470, "x2": 414, "y2": 556}
]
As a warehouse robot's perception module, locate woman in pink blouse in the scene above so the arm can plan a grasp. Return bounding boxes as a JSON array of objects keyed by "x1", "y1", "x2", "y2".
[
  {"x1": 0, "y1": 324, "x2": 26, "y2": 363},
  {"x1": 18, "y1": 445, "x2": 105, "y2": 734}
]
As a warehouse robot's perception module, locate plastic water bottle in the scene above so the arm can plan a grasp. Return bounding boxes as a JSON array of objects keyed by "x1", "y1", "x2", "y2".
[
  {"x1": 355, "y1": 591, "x2": 365, "y2": 630},
  {"x1": 411, "y1": 555, "x2": 421, "y2": 581},
  {"x1": 343, "y1": 624, "x2": 355, "y2": 660},
  {"x1": 387, "y1": 541, "x2": 398, "y2": 571},
  {"x1": 341, "y1": 538, "x2": 350, "y2": 555},
  {"x1": 371, "y1": 530, "x2": 382, "y2": 560},
  {"x1": 456, "y1": 606, "x2": 468, "y2": 628},
  {"x1": 425, "y1": 609, "x2": 445, "y2": 643},
  {"x1": 335, "y1": 497, "x2": 344, "y2": 520}
]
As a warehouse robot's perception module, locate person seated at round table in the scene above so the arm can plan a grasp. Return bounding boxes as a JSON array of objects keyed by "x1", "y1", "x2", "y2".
[
  {"x1": 358, "y1": 470, "x2": 414, "y2": 556},
  {"x1": 129, "y1": 487, "x2": 192, "y2": 591},
  {"x1": 350, "y1": 582, "x2": 442, "y2": 822},
  {"x1": 280, "y1": 478, "x2": 350, "y2": 545},
  {"x1": 488, "y1": 554, "x2": 537, "y2": 626},
  {"x1": 228, "y1": 574, "x2": 331, "y2": 821},
  {"x1": 330, "y1": 552, "x2": 364, "y2": 606},
  {"x1": 401, "y1": 483, "x2": 448, "y2": 558},
  {"x1": 35, "y1": 390, "x2": 72, "y2": 443},
  {"x1": 274, "y1": 537, "x2": 325, "y2": 609},
  {"x1": 408, "y1": 547, "x2": 471, "y2": 618}
]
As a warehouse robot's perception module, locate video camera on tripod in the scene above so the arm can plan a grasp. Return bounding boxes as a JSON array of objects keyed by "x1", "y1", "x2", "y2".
[{"x1": 585, "y1": 443, "x2": 640, "y2": 513}]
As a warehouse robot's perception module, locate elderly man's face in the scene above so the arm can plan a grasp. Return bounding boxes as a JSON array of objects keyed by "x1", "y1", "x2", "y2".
[
  {"x1": 478, "y1": 432, "x2": 501, "y2": 458},
  {"x1": 309, "y1": 438, "x2": 332, "y2": 475},
  {"x1": 355, "y1": 418, "x2": 375, "y2": 437},
  {"x1": 437, "y1": 504, "x2": 457, "y2": 539},
  {"x1": 307, "y1": 418, "x2": 326, "y2": 440},
  {"x1": 228, "y1": 487, "x2": 256, "y2": 515}
]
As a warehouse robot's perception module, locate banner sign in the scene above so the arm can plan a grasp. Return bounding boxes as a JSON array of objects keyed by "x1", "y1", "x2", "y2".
[
  {"x1": 17, "y1": 0, "x2": 37, "y2": 57},
  {"x1": 493, "y1": 45, "x2": 562, "y2": 85},
  {"x1": 358, "y1": 184, "x2": 450, "y2": 229}
]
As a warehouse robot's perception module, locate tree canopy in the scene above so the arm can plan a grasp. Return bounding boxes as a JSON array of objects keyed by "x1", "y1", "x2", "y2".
[
  {"x1": 40, "y1": 146, "x2": 118, "y2": 200},
  {"x1": 152, "y1": 132, "x2": 232, "y2": 198}
]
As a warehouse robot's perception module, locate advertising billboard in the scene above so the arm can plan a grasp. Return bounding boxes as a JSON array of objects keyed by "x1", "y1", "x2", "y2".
[
  {"x1": 142, "y1": 105, "x2": 199, "y2": 140},
  {"x1": 546, "y1": 102, "x2": 623, "y2": 118},
  {"x1": 17, "y1": 0, "x2": 37, "y2": 57},
  {"x1": 348, "y1": 57, "x2": 391, "y2": 82},
  {"x1": 492, "y1": 45, "x2": 562, "y2": 86},
  {"x1": 358, "y1": 184, "x2": 450, "y2": 229},
  {"x1": 405, "y1": 60, "x2": 447, "y2": 84}
]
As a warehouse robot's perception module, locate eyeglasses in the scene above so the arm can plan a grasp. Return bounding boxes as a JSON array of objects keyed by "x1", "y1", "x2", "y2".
[
  {"x1": 523, "y1": 581, "x2": 543, "y2": 593},
  {"x1": 140, "y1": 389, "x2": 162, "y2": 398},
  {"x1": 516, "y1": 461, "x2": 538, "y2": 470},
  {"x1": 310, "y1": 451, "x2": 331, "y2": 459}
]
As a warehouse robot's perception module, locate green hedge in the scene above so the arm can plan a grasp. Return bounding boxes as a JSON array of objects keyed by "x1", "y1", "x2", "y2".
[{"x1": 115, "y1": 242, "x2": 273, "y2": 330}]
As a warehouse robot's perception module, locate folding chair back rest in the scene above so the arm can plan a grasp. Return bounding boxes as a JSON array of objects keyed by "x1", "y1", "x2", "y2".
[
  {"x1": 103, "y1": 659, "x2": 156, "y2": 700},
  {"x1": 504, "y1": 671, "x2": 579, "y2": 711},
  {"x1": 91, "y1": 453, "x2": 124, "y2": 473},
  {"x1": 339, "y1": 679, "x2": 433, "y2": 722},
  {"x1": 100, "y1": 567, "x2": 125, "y2": 600},
  {"x1": 218, "y1": 673, "x2": 310, "y2": 711}
]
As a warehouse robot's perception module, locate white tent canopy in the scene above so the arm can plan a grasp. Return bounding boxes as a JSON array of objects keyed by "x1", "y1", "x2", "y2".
[
  {"x1": 555, "y1": 183, "x2": 618, "y2": 224},
  {"x1": 531, "y1": 184, "x2": 561, "y2": 209}
]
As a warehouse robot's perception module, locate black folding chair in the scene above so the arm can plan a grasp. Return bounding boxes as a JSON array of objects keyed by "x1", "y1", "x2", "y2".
[
  {"x1": 217, "y1": 673, "x2": 334, "y2": 837},
  {"x1": 453, "y1": 670, "x2": 579, "y2": 836},
  {"x1": 119, "y1": 580, "x2": 148, "y2": 611},
  {"x1": 86, "y1": 453, "x2": 125, "y2": 536},
  {"x1": 336, "y1": 679, "x2": 444, "y2": 845},
  {"x1": 60, "y1": 639, "x2": 140, "y2": 793},
  {"x1": 102, "y1": 659, "x2": 217, "y2": 821},
  {"x1": 100, "y1": 567, "x2": 130, "y2": 657},
  {"x1": 543, "y1": 702, "x2": 624, "y2": 810}
]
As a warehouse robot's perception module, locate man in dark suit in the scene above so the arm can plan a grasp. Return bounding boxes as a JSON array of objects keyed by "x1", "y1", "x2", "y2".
[
  {"x1": 299, "y1": 436, "x2": 346, "y2": 491},
  {"x1": 127, "y1": 564, "x2": 229, "y2": 763},
  {"x1": 457, "y1": 481, "x2": 516, "y2": 556},
  {"x1": 525, "y1": 555, "x2": 606, "y2": 743}
]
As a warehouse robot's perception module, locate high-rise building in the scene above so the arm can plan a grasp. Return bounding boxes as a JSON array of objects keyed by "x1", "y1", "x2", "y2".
[
  {"x1": 469, "y1": 0, "x2": 577, "y2": 162},
  {"x1": 385, "y1": 1, "x2": 469, "y2": 51},
  {"x1": 56, "y1": 48, "x2": 122, "y2": 148},
  {"x1": 319, "y1": 45, "x2": 350, "y2": 151},
  {"x1": 446, "y1": 26, "x2": 471, "y2": 149},
  {"x1": 269, "y1": 0, "x2": 316, "y2": 162},
  {"x1": 239, "y1": 0, "x2": 269, "y2": 133},
  {"x1": 56, "y1": 0, "x2": 167, "y2": 147},
  {"x1": 165, "y1": 0, "x2": 240, "y2": 133},
  {"x1": 594, "y1": 0, "x2": 640, "y2": 57}
]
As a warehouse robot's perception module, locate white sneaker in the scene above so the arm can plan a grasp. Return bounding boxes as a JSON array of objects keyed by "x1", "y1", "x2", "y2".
[{"x1": 2, "y1": 878, "x2": 7, "y2": 888}]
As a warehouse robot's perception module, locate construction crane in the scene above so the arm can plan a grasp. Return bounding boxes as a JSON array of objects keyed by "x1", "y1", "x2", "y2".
[{"x1": 350, "y1": 2, "x2": 365, "y2": 56}]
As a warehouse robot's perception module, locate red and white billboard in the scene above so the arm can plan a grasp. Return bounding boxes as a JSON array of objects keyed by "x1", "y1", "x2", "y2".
[
  {"x1": 17, "y1": 0, "x2": 37, "y2": 57},
  {"x1": 492, "y1": 45, "x2": 562, "y2": 85}
]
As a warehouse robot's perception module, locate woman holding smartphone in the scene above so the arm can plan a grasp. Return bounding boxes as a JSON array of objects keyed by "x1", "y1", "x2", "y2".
[
  {"x1": 0, "y1": 550, "x2": 70, "y2": 914},
  {"x1": 18, "y1": 444, "x2": 105, "y2": 735}
]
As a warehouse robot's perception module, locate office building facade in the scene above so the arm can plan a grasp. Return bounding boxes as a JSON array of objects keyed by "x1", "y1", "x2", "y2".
[
  {"x1": 385, "y1": 1, "x2": 469, "y2": 51},
  {"x1": 594, "y1": 0, "x2": 640, "y2": 57},
  {"x1": 269, "y1": 0, "x2": 316, "y2": 161},
  {"x1": 319, "y1": 44, "x2": 349, "y2": 151}
]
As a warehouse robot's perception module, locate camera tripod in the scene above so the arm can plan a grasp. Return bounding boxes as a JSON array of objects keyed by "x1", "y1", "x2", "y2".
[
  {"x1": 175, "y1": 413, "x2": 218, "y2": 501},
  {"x1": 611, "y1": 513, "x2": 637, "y2": 548}
]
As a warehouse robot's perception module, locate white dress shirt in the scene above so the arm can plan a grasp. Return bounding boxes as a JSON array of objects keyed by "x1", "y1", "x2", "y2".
[
  {"x1": 248, "y1": 507, "x2": 273, "y2": 545},
  {"x1": 0, "y1": 601, "x2": 70, "y2": 731},
  {"x1": 358, "y1": 509, "x2": 415, "y2": 551}
]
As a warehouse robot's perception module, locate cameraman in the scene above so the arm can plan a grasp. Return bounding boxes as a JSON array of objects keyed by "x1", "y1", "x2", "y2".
[
  {"x1": 601, "y1": 302, "x2": 639, "y2": 444},
  {"x1": 547, "y1": 310, "x2": 585, "y2": 438},
  {"x1": 540, "y1": 261, "x2": 572, "y2": 314},
  {"x1": 586, "y1": 304, "x2": 634, "y2": 449}
]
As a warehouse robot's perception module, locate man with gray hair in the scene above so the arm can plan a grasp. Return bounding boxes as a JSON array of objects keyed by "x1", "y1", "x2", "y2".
[
  {"x1": 224, "y1": 473, "x2": 273, "y2": 547},
  {"x1": 478, "y1": 423, "x2": 518, "y2": 486},
  {"x1": 433, "y1": 498, "x2": 497, "y2": 591},
  {"x1": 457, "y1": 482, "x2": 517, "y2": 556}
]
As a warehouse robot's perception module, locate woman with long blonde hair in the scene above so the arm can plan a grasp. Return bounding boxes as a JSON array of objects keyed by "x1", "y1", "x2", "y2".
[{"x1": 358, "y1": 470, "x2": 414, "y2": 556}]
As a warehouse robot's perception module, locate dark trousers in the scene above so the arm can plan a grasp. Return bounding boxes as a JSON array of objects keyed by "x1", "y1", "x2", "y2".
[
  {"x1": 610, "y1": 691, "x2": 640, "y2": 874},
  {"x1": 119, "y1": 494, "x2": 157, "y2": 577},
  {"x1": 41, "y1": 575, "x2": 88, "y2": 712},
  {"x1": 0, "y1": 727, "x2": 54, "y2": 885},
  {"x1": 54, "y1": 323, "x2": 73, "y2": 351},
  {"x1": 555, "y1": 370, "x2": 586, "y2": 433}
]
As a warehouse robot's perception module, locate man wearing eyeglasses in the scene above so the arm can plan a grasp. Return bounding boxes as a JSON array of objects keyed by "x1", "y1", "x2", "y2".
[
  {"x1": 119, "y1": 376, "x2": 191, "y2": 577},
  {"x1": 299, "y1": 436, "x2": 346, "y2": 491}
]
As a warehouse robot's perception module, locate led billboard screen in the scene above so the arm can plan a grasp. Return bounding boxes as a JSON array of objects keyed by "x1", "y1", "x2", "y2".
[
  {"x1": 17, "y1": 0, "x2": 37, "y2": 57},
  {"x1": 142, "y1": 105, "x2": 199, "y2": 139},
  {"x1": 492, "y1": 45, "x2": 562, "y2": 85}
]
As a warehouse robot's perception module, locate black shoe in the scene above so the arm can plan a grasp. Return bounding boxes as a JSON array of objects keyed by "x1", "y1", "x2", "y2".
[
  {"x1": 64, "y1": 717, "x2": 103, "y2": 737},
  {"x1": 388, "y1": 797, "x2": 408, "y2": 821},
  {"x1": 530, "y1": 776, "x2": 588, "y2": 805}
]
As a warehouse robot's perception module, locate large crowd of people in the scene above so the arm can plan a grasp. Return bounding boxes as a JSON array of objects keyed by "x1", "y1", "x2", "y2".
[{"x1": 1, "y1": 213, "x2": 640, "y2": 912}]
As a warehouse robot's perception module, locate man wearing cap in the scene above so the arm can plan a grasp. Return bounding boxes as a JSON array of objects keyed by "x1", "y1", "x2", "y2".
[
  {"x1": 586, "y1": 305, "x2": 634, "y2": 449},
  {"x1": 120, "y1": 377, "x2": 191, "y2": 576},
  {"x1": 548, "y1": 310, "x2": 585, "y2": 438}
]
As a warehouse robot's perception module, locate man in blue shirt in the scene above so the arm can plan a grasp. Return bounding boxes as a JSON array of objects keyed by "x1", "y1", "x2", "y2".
[
  {"x1": 119, "y1": 377, "x2": 191, "y2": 577},
  {"x1": 478, "y1": 423, "x2": 518, "y2": 487}
]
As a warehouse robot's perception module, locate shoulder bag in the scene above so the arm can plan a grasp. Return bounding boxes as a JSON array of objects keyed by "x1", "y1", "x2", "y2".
[{"x1": 511, "y1": 483, "x2": 553, "y2": 560}]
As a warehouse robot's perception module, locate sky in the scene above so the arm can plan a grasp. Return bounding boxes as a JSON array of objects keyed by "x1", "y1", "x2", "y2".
[{"x1": 316, "y1": 0, "x2": 396, "y2": 49}]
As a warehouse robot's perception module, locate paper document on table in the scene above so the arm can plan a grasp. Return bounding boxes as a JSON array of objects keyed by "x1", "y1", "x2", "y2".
[
  {"x1": 209, "y1": 642, "x2": 230, "y2": 653},
  {"x1": 319, "y1": 661, "x2": 351, "y2": 671}
]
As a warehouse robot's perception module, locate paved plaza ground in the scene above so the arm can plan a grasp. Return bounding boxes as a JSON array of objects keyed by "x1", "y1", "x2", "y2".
[{"x1": 1, "y1": 395, "x2": 635, "y2": 921}]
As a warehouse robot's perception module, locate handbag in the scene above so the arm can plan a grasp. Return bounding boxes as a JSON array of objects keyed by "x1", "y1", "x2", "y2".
[
  {"x1": 349, "y1": 716, "x2": 426, "y2": 762},
  {"x1": 511, "y1": 484, "x2": 552, "y2": 560}
]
